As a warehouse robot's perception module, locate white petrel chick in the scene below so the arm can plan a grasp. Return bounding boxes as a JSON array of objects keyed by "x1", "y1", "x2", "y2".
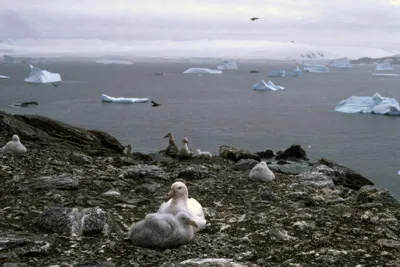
[
  {"x1": 196, "y1": 149, "x2": 212, "y2": 159},
  {"x1": 249, "y1": 161, "x2": 275, "y2": 182},
  {"x1": 179, "y1": 137, "x2": 192, "y2": 159},
  {"x1": 163, "y1": 132, "x2": 179, "y2": 157},
  {"x1": 158, "y1": 181, "x2": 206, "y2": 232},
  {"x1": 1, "y1": 134, "x2": 27, "y2": 153},
  {"x1": 128, "y1": 211, "x2": 197, "y2": 249}
]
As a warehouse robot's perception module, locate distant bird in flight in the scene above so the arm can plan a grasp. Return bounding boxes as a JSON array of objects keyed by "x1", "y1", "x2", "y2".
[
  {"x1": 151, "y1": 100, "x2": 161, "y2": 107},
  {"x1": 250, "y1": 17, "x2": 259, "y2": 21}
]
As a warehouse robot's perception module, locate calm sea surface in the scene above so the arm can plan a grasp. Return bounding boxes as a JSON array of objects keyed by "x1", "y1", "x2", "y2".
[{"x1": 1, "y1": 60, "x2": 399, "y2": 198}]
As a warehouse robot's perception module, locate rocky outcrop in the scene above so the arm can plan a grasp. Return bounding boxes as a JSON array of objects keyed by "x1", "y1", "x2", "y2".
[
  {"x1": 0, "y1": 110, "x2": 124, "y2": 155},
  {"x1": 219, "y1": 145, "x2": 261, "y2": 162},
  {"x1": 275, "y1": 145, "x2": 308, "y2": 160},
  {"x1": 1, "y1": 113, "x2": 399, "y2": 267}
]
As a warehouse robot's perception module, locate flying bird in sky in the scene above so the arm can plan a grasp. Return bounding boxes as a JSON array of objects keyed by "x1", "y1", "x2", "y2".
[{"x1": 250, "y1": 17, "x2": 259, "y2": 21}]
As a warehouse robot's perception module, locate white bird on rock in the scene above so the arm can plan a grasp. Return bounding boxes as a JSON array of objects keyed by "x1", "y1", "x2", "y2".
[
  {"x1": 127, "y1": 211, "x2": 197, "y2": 249},
  {"x1": 158, "y1": 181, "x2": 206, "y2": 232},
  {"x1": 196, "y1": 149, "x2": 212, "y2": 159},
  {"x1": 1, "y1": 134, "x2": 27, "y2": 153},
  {"x1": 249, "y1": 161, "x2": 275, "y2": 182},
  {"x1": 179, "y1": 137, "x2": 192, "y2": 159}
]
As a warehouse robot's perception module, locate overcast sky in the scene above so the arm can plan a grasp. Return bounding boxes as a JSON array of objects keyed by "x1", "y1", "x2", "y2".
[{"x1": 1, "y1": 0, "x2": 400, "y2": 57}]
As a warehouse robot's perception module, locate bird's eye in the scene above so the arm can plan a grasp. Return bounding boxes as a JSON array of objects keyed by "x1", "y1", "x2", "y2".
[{"x1": 178, "y1": 186, "x2": 182, "y2": 189}]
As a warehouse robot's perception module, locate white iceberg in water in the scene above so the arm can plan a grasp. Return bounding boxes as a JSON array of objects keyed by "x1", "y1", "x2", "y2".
[
  {"x1": 24, "y1": 64, "x2": 61, "y2": 83},
  {"x1": 183, "y1": 68, "x2": 222, "y2": 74},
  {"x1": 303, "y1": 63, "x2": 330, "y2": 73},
  {"x1": 95, "y1": 59, "x2": 134, "y2": 65},
  {"x1": 335, "y1": 92, "x2": 400, "y2": 116},
  {"x1": 286, "y1": 66, "x2": 303, "y2": 77},
  {"x1": 252, "y1": 80, "x2": 285, "y2": 91},
  {"x1": 375, "y1": 63, "x2": 393, "y2": 71},
  {"x1": 372, "y1": 73, "x2": 400, "y2": 77},
  {"x1": 100, "y1": 94, "x2": 149, "y2": 103},
  {"x1": 217, "y1": 60, "x2": 238, "y2": 70},
  {"x1": 0, "y1": 75, "x2": 10, "y2": 79},
  {"x1": 330, "y1": 58, "x2": 352, "y2": 68},
  {"x1": 268, "y1": 70, "x2": 286, "y2": 77}
]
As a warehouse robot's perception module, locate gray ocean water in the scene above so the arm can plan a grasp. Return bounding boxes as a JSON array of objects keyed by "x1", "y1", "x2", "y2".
[{"x1": 1, "y1": 60, "x2": 399, "y2": 198}]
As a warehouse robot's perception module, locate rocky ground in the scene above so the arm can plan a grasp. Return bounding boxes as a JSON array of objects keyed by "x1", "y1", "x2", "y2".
[{"x1": 1, "y1": 110, "x2": 400, "y2": 267}]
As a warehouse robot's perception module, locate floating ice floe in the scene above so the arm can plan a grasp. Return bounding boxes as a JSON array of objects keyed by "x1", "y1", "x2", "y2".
[
  {"x1": 100, "y1": 94, "x2": 150, "y2": 103},
  {"x1": 375, "y1": 63, "x2": 393, "y2": 71},
  {"x1": 330, "y1": 58, "x2": 353, "y2": 68},
  {"x1": 0, "y1": 75, "x2": 10, "y2": 79},
  {"x1": 303, "y1": 63, "x2": 330, "y2": 73},
  {"x1": 24, "y1": 64, "x2": 61, "y2": 83},
  {"x1": 268, "y1": 70, "x2": 286, "y2": 77},
  {"x1": 252, "y1": 80, "x2": 285, "y2": 91},
  {"x1": 334, "y1": 92, "x2": 400, "y2": 116},
  {"x1": 372, "y1": 73, "x2": 400, "y2": 77},
  {"x1": 286, "y1": 66, "x2": 303, "y2": 77},
  {"x1": 217, "y1": 60, "x2": 238, "y2": 70},
  {"x1": 95, "y1": 59, "x2": 134, "y2": 65},
  {"x1": 183, "y1": 68, "x2": 222, "y2": 74}
]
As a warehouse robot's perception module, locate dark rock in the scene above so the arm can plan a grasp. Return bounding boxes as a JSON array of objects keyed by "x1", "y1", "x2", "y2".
[
  {"x1": 0, "y1": 111, "x2": 124, "y2": 154},
  {"x1": 121, "y1": 164, "x2": 169, "y2": 180},
  {"x1": 260, "y1": 190, "x2": 279, "y2": 201},
  {"x1": 313, "y1": 158, "x2": 374, "y2": 190},
  {"x1": 249, "y1": 70, "x2": 260, "y2": 73},
  {"x1": 276, "y1": 160, "x2": 289, "y2": 165},
  {"x1": 26, "y1": 174, "x2": 80, "y2": 190},
  {"x1": 233, "y1": 159, "x2": 259, "y2": 171},
  {"x1": 70, "y1": 151, "x2": 92, "y2": 165},
  {"x1": 74, "y1": 261, "x2": 115, "y2": 267},
  {"x1": 356, "y1": 185, "x2": 400, "y2": 207},
  {"x1": 256, "y1": 149, "x2": 275, "y2": 158},
  {"x1": 219, "y1": 145, "x2": 261, "y2": 162},
  {"x1": 0, "y1": 231, "x2": 55, "y2": 258},
  {"x1": 178, "y1": 165, "x2": 209, "y2": 179},
  {"x1": 275, "y1": 145, "x2": 308, "y2": 160}
]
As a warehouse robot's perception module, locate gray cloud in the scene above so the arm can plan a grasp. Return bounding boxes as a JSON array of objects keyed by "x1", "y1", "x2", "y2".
[{"x1": 1, "y1": 0, "x2": 400, "y2": 51}]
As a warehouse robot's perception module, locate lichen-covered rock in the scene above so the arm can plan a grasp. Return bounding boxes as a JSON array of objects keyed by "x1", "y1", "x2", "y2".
[
  {"x1": 219, "y1": 145, "x2": 260, "y2": 162},
  {"x1": 0, "y1": 231, "x2": 55, "y2": 258},
  {"x1": 120, "y1": 164, "x2": 169, "y2": 180},
  {"x1": 356, "y1": 185, "x2": 400, "y2": 207},
  {"x1": 178, "y1": 165, "x2": 210, "y2": 179},
  {"x1": 70, "y1": 151, "x2": 92, "y2": 165},
  {"x1": 25, "y1": 174, "x2": 80, "y2": 190},
  {"x1": 296, "y1": 171, "x2": 335, "y2": 189},
  {"x1": 312, "y1": 158, "x2": 374, "y2": 190},
  {"x1": 233, "y1": 159, "x2": 259, "y2": 171}
]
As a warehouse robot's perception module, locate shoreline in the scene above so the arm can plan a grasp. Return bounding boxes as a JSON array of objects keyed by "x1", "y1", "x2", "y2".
[{"x1": 1, "y1": 110, "x2": 400, "y2": 266}]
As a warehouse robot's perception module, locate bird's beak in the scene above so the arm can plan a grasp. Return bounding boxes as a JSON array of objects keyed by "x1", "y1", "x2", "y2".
[
  {"x1": 187, "y1": 219, "x2": 198, "y2": 228},
  {"x1": 164, "y1": 134, "x2": 169, "y2": 138},
  {"x1": 168, "y1": 190, "x2": 175, "y2": 197}
]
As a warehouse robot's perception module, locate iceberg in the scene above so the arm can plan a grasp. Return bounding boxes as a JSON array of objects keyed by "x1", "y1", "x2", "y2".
[
  {"x1": 334, "y1": 92, "x2": 400, "y2": 116},
  {"x1": 95, "y1": 59, "x2": 134, "y2": 65},
  {"x1": 24, "y1": 64, "x2": 61, "y2": 84},
  {"x1": 183, "y1": 68, "x2": 222, "y2": 74},
  {"x1": 268, "y1": 70, "x2": 286, "y2": 77},
  {"x1": 372, "y1": 73, "x2": 400, "y2": 77},
  {"x1": 375, "y1": 63, "x2": 393, "y2": 71},
  {"x1": 252, "y1": 80, "x2": 285, "y2": 91},
  {"x1": 100, "y1": 94, "x2": 149, "y2": 103},
  {"x1": 330, "y1": 57, "x2": 352, "y2": 68},
  {"x1": 286, "y1": 66, "x2": 303, "y2": 77},
  {"x1": 217, "y1": 60, "x2": 239, "y2": 70},
  {"x1": 303, "y1": 63, "x2": 330, "y2": 73},
  {"x1": 0, "y1": 75, "x2": 10, "y2": 79}
]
